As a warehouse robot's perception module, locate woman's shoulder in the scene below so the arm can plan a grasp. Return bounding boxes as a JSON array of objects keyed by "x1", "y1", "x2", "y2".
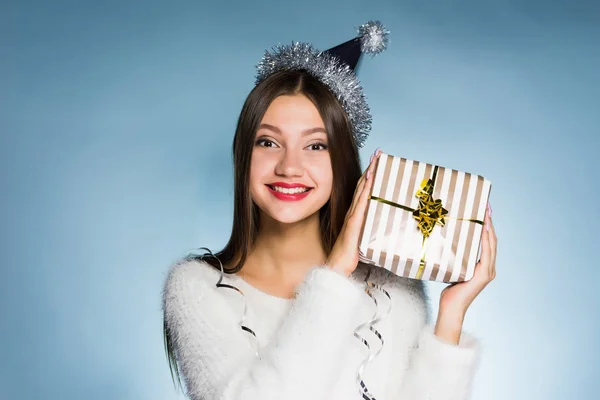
[
  {"x1": 165, "y1": 256, "x2": 220, "y2": 282},
  {"x1": 162, "y1": 257, "x2": 223, "y2": 307}
]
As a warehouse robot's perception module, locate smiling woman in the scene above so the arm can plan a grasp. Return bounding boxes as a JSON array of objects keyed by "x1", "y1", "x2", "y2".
[
  {"x1": 196, "y1": 70, "x2": 362, "y2": 277},
  {"x1": 162, "y1": 21, "x2": 483, "y2": 400}
]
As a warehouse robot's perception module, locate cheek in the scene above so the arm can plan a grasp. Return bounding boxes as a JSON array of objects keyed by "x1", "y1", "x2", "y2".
[
  {"x1": 248, "y1": 158, "x2": 261, "y2": 196},
  {"x1": 249, "y1": 152, "x2": 272, "y2": 188},
  {"x1": 308, "y1": 158, "x2": 333, "y2": 189}
]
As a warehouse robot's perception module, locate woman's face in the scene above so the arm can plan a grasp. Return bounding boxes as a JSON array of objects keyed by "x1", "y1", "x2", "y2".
[{"x1": 250, "y1": 94, "x2": 333, "y2": 225}]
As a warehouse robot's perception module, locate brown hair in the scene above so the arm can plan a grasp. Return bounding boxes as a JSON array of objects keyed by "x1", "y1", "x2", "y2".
[{"x1": 163, "y1": 70, "x2": 362, "y2": 390}]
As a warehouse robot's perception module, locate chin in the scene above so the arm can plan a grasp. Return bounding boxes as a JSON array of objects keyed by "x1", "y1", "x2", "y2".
[
  {"x1": 268, "y1": 210, "x2": 320, "y2": 225},
  {"x1": 254, "y1": 198, "x2": 325, "y2": 226}
]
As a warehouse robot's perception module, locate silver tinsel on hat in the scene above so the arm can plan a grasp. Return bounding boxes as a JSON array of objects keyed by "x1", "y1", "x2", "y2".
[
  {"x1": 255, "y1": 20, "x2": 389, "y2": 148},
  {"x1": 358, "y1": 20, "x2": 390, "y2": 55}
]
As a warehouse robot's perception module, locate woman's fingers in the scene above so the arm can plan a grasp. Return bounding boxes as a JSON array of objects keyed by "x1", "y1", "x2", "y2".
[
  {"x1": 346, "y1": 155, "x2": 380, "y2": 251},
  {"x1": 346, "y1": 168, "x2": 368, "y2": 221},
  {"x1": 477, "y1": 205, "x2": 496, "y2": 282},
  {"x1": 349, "y1": 150, "x2": 380, "y2": 217},
  {"x1": 486, "y1": 204, "x2": 497, "y2": 278}
]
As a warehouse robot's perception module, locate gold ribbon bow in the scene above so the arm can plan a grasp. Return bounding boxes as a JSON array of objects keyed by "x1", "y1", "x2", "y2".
[{"x1": 412, "y1": 178, "x2": 448, "y2": 239}]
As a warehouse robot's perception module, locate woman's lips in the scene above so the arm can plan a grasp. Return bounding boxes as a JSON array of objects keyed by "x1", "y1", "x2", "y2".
[{"x1": 266, "y1": 185, "x2": 312, "y2": 201}]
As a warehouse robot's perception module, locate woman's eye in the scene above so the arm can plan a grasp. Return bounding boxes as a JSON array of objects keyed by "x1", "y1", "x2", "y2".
[
  {"x1": 308, "y1": 143, "x2": 328, "y2": 151},
  {"x1": 256, "y1": 139, "x2": 276, "y2": 148}
]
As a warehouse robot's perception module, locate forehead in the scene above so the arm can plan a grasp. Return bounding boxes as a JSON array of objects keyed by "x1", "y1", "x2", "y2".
[{"x1": 261, "y1": 94, "x2": 325, "y2": 130}]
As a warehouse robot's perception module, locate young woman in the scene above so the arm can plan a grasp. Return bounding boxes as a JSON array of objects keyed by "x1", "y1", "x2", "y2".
[{"x1": 162, "y1": 22, "x2": 497, "y2": 400}]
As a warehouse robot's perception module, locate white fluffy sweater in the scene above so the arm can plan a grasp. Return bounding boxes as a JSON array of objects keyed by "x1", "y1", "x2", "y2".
[{"x1": 162, "y1": 259, "x2": 481, "y2": 400}]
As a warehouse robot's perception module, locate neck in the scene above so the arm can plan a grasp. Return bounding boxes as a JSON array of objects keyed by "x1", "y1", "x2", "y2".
[{"x1": 242, "y1": 212, "x2": 327, "y2": 288}]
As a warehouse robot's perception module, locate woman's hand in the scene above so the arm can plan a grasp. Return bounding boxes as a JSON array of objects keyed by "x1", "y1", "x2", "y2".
[
  {"x1": 434, "y1": 203, "x2": 497, "y2": 344},
  {"x1": 326, "y1": 149, "x2": 382, "y2": 276}
]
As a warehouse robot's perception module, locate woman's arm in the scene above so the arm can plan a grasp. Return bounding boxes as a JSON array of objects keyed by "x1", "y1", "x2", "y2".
[
  {"x1": 395, "y1": 323, "x2": 480, "y2": 400},
  {"x1": 163, "y1": 259, "x2": 365, "y2": 400}
]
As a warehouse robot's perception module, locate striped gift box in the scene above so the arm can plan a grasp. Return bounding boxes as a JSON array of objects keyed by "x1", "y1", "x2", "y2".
[{"x1": 358, "y1": 153, "x2": 492, "y2": 283}]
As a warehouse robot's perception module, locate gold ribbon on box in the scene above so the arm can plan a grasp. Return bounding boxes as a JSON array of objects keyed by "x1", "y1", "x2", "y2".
[
  {"x1": 370, "y1": 165, "x2": 483, "y2": 279},
  {"x1": 413, "y1": 178, "x2": 449, "y2": 238}
]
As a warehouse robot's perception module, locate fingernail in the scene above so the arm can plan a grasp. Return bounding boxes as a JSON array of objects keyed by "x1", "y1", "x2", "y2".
[
  {"x1": 366, "y1": 170, "x2": 371, "y2": 180},
  {"x1": 489, "y1": 203, "x2": 492, "y2": 217},
  {"x1": 375, "y1": 147, "x2": 381, "y2": 156},
  {"x1": 486, "y1": 223, "x2": 490, "y2": 232},
  {"x1": 370, "y1": 153, "x2": 374, "y2": 163}
]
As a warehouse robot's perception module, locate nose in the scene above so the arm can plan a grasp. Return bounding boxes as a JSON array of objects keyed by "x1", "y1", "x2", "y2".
[{"x1": 275, "y1": 149, "x2": 304, "y2": 177}]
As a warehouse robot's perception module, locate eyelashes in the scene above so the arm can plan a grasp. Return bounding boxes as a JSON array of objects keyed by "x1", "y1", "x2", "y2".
[
  {"x1": 255, "y1": 138, "x2": 275, "y2": 148},
  {"x1": 308, "y1": 142, "x2": 328, "y2": 151},
  {"x1": 254, "y1": 138, "x2": 328, "y2": 151}
]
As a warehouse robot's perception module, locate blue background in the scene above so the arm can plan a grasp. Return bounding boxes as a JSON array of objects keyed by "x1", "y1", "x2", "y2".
[{"x1": 1, "y1": 0, "x2": 598, "y2": 399}]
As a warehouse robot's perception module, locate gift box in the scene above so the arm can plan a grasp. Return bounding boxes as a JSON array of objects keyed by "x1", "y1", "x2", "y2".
[{"x1": 358, "y1": 153, "x2": 492, "y2": 283}]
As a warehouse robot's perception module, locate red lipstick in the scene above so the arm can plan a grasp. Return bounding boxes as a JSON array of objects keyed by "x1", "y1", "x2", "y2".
[{"x1": 267, "y1": 182, "x2": 312, "y2": 201}]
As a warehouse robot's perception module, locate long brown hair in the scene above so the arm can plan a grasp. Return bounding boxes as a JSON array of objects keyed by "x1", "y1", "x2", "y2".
[{"x1": 163, "y1": 70, "x2": 363, "y2": 390}]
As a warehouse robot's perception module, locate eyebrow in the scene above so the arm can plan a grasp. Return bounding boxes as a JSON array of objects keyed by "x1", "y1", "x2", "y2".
[{"x1": 258, "y1": 123, "x2": 327, "y2": 136}]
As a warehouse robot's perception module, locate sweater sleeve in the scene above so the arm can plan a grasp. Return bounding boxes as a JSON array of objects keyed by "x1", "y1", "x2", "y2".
[
  {"x1": 397, "y1": 324, "x2": 481, "y2": 399},
  {"x1": 355, "y1": 265, "x2": 481, "y2": 400},
  {"x1": 162, "y1": 260, "x2": 365, "y2": 400}
]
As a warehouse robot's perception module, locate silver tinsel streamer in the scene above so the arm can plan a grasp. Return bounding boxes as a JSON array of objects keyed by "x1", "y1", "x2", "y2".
[
  {"x1": 353, "y1": 268, "x2": 392, "y2": 400},
  {"x1": 199, "y1": 248, "x2": 260, "y2": 357},
  {"x1": 255, "y1": 20, "x2": 389, "y2": 148}
]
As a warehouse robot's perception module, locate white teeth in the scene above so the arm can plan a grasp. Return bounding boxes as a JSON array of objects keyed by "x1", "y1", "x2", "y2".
[{"x1": 272, "y1": 186, "x2": 310, "y2": 194}]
